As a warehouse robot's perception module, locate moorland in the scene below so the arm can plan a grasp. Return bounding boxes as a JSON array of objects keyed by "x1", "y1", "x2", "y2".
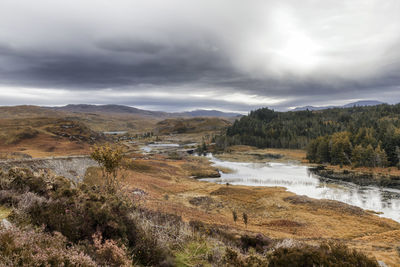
[{"x1": 0, "y1": 104, "x2": 399, "y2": 266}]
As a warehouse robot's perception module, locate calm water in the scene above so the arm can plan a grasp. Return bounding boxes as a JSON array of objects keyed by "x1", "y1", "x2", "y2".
[{"x1": 201, "y1": 154, "x2": 400, "y2": 222}]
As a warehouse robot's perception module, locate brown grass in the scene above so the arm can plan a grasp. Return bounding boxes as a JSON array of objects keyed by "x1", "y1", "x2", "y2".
[
  {"x1": 0, "y1": 118, "x2": 96, "y2": 158},
  {"x1": 325, "y1": 164, "x2": 400, "y2": 176},
  {"x1": 110, "y1": 154, "x2": 400, "y2": 266}
]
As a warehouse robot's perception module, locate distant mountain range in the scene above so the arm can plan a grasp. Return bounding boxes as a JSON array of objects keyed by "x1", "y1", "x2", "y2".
[
  {"x1": 292, "y1": 100, "x2": 385, "y2": 111},
  {"x1": 178, "y1": 109, "x2": 241, "y2": 117},
  {"x1": 47, "y1": 104, "x2": 241, "y2": 118}
]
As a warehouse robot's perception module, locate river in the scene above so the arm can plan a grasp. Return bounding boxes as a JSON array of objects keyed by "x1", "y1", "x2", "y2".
[{"x1": 200, "y1": 154, "x2": 400, "y2": 222}]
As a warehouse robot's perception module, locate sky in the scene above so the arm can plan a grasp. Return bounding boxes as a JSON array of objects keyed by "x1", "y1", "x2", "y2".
[{"x1": 0, "y1": 0, "x2": 400, "y2": 113}]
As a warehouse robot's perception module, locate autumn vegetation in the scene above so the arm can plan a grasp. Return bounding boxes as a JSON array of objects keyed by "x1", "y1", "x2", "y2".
[
  {"x1": 222, "y1": 104, "x2": 400, "y2": 168},
  {"x1": 0, "y1": 144, "x2": 383, "y2": 266}
]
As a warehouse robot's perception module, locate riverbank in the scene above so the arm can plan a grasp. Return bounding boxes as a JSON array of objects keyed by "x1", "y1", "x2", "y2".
[{"x1": 310, "y1": 165, "x2": 400, "y2": 189}]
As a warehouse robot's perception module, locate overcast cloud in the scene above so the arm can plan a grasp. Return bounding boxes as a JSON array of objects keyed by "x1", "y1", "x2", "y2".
[{"x1": 0, "y1": 0, "x2": 400, "y2": 112}]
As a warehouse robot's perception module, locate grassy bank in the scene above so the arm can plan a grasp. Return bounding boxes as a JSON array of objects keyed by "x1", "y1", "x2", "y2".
[{"x1": 215, "y1": 145, "x2": 306, "y2": 163}]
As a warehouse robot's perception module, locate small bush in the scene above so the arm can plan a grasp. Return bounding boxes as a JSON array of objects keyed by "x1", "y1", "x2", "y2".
[
  {"x1": 232, "y1": 210, "x2": 238, "y2": 223},
  {"x1": 242, "y1": 212, "x2": 248, "y2": 227}
]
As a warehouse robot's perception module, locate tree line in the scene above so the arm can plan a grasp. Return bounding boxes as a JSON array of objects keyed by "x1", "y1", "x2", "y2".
[{"x1": 222, "y1": 104, "x2": 400, "y2": 167}]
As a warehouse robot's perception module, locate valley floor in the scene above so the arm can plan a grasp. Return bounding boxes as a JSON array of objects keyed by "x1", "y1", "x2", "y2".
[{"x1": 83, "y1": 143, "x2": 400, "y2": 266}]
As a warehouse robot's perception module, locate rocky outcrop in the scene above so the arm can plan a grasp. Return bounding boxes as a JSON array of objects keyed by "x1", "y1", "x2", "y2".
[{"x1": 0, "y1": 156, "x2": 97, "y2": 182}]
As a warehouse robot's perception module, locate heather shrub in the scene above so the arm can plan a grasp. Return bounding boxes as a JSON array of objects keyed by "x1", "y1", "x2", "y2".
[
  {"x1": 0, "y1": 168, "x2": 174, "y2": 266},
  {"x1": 8, "y1": 168, "x2": 47, "y2": 195},
  {"x1": 92, "y1": 232, "x2": 131, "y2": 267},
  {"x1": 268, "y1": 242, "x2": 378, "y2": 267},
  {"x1": 27, "y1": 188, "x2": 137, "y2": 243},
  {"x1": 0, "y1": 226, "x2": 96, "y2": 266}
]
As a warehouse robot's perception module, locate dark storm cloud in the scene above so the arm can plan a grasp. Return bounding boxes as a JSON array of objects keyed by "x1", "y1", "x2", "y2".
[
  {"x1": 0, "y1": 0, "x2": 400, "y2": 112},
  {"x1": 0, "y1": 38, "x2": 235, "y2": 89}
]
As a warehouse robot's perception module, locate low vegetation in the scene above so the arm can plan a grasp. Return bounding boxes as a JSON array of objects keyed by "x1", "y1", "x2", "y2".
[
  {"x1": 0, "y1": 168, "x2": 178, "y2": 266},
  {"x1": 0, "y1": 127, "x2": 39, "y2": 145},
  {"x1": 268, "y1": 242, "x2": 378, "y2": 267},
  {"x1": 0, "y1": 145, "x2": 389, "y2": 266}
]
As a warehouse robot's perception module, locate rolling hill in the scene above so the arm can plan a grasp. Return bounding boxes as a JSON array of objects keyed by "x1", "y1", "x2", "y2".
[
  {"x1": 293, "y1": 100, "x2": 385, "y2": 111},
  {"x1": 47, "y1": 104, "x2": 241, "y2": 118}
]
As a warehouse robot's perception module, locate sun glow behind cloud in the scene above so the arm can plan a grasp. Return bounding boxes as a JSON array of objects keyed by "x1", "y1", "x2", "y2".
[{"x1": 268, "y1": 7, "x2": 322, "y2": 73}]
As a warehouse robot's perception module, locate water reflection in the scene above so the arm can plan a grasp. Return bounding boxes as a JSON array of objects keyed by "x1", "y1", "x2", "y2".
[{"x1": 200, "y1": 155, "x2": 400, "y2": 222}]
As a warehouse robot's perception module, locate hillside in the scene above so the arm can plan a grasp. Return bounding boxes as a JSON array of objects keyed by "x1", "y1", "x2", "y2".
[
  {"x1": 48, "y1": 104, "x2": 240, "y2": 118},
  {"x1": 0, "y1": 105, "x2": 62, "y2": 119},
  {"x1": 0, "y1": 117, "x2": 104, "y2": 158},
  {"x1": 48, "y1": 104, "x2": 169, "y2": 117},
  {"x1": 155, "y1": 117, "x2": 231, "y2": 135},
  {"x1": 176, "y1": 109, "x2": 241, "y2": 118}
]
